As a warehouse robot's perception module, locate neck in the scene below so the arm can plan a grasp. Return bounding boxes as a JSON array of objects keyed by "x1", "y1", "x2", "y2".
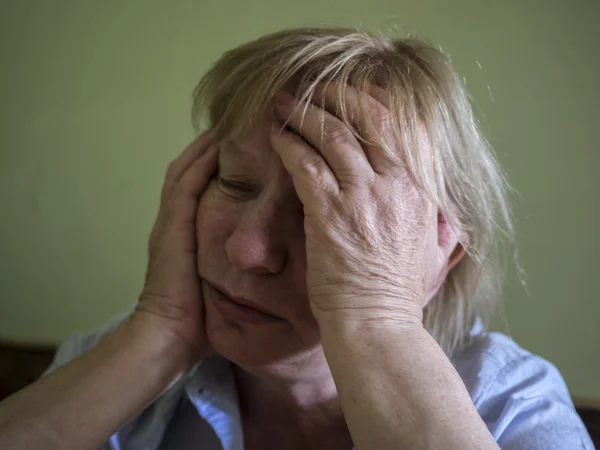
[{"x1": 233, "y1": 346, "x2": 352, "y2": 447}]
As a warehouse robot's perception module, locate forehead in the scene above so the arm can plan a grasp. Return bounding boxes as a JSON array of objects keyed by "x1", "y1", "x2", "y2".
[{"x1": 219, "y1": 114, "x2": 274, "y2": 166}]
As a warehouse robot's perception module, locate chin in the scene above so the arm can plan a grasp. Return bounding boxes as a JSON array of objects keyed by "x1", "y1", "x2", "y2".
[
  {"x1": 205, "y1": 310, "x2": 325, "y2": 374},
  {"x1": 203, "y1": 300, "x2": 290, "y2": 367},
  {"x1": 201, "y1": 279, "x2": 321, "y2": 369}
]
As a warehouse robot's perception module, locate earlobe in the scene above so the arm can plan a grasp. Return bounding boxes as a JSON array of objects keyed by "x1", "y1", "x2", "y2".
[
  {"x1": 425, "y1": 243, "x2": 466, "y2": 305},
  {"x1": 425, "y1": 213, "x2": 467, "y2": 304},
  {"x1": 447, "y1": 243, "x2": 466, "y2": 273},
  {"x1": 438, "y1": 211, "x2": 467, "y2": 272}
]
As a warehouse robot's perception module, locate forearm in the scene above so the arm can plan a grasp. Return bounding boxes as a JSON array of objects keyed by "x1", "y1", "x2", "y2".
[
  {"x1": 0, "y1": 314, "x2": 192, "y2": 450},
  {"x1": 318, "y1": 315, "x2": 499, "y2": 450}
]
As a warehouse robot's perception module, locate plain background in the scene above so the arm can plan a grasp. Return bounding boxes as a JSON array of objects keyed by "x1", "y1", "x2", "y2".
[{"x1": 1, "y1": 1, "x2": 598, "y2": 400}]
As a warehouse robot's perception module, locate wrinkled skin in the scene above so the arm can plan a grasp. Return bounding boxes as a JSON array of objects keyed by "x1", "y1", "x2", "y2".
[
  {"x1": 135, "y1": 85, "x2": 464, "y2": 450},
  {"x1": 195, "y1": 85, "x2": 463, "y2": 372}
]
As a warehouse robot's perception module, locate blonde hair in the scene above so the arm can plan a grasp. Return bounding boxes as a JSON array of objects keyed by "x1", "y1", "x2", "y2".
[{"x1": 192, "y1": 27, "x2": 514, "y2": 357}]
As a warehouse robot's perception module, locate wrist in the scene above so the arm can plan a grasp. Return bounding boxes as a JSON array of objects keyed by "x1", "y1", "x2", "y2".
[
  {"x1": 124, "y1": 312, "x2": 198, "y2": 376},
  {"x1": 311, "y1": 296, "x2": 423, "y2": 331},
  {"x1": 315, "y1": 308, "x2": 426, "y2": 360}
]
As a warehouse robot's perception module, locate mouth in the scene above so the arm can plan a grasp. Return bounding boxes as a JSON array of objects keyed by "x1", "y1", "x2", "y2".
[{"x1": 206, "y1": 282, "x2": 283, "y2": 325}]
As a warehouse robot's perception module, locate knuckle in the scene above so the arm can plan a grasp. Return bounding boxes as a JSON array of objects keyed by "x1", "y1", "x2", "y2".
[
  {"x1": 160, "y1": 183, "x2": 171, "y2": 203},
  {"x1": 165, "y1": 162, "x2": 179, "y2": 182},
  {"x1": 362, "y1": 102, "x2": 393, "y2": 136},
  {"x1": 297, "y1": 153, "x2": 326, "y2": 177},
  {"x1": 371, "y1": 107, "x2": 391, "y2": 128},
  {"x1": 170, "y1": 180, "x2": 186, "y2": 201},
  {"x1": 322, "y1": 124, "x2": 353, "y2": 146}
]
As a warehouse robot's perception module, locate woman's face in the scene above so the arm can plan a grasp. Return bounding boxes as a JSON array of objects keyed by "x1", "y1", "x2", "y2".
[{"x1": 196, "y1": 115, "x2": 321, "y2": 368}]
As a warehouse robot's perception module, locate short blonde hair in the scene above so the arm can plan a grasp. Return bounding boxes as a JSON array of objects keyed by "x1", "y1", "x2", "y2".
[{"x1": 192, "y1": 27, "x2": 514, "y2": 357}]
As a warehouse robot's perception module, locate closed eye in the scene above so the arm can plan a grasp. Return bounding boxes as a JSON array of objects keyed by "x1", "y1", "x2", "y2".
[{"x1": 218, "y1": 177, "x2": 257, "y2": 194}]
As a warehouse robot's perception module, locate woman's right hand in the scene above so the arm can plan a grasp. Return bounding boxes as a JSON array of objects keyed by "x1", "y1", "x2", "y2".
[
  {"x1": 135, "y1": 130, "x2": 218, "y2": 364},
  {"x1": 0, "y1": 131, "x2": 219, "y2": 450}
]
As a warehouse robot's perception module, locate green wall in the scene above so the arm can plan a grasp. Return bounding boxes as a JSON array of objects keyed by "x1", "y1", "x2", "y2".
[{"x1": 1, "y1": 1, "x2": 598, "y2": 399}]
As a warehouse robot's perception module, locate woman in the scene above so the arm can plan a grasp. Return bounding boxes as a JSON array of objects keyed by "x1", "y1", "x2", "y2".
[{"x1": 0, "y1": 27, "x2": 593, "y2": 449}]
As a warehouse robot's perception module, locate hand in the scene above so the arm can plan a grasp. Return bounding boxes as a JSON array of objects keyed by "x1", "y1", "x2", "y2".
[
  {"x1": 271, "y1": 86, "x2": 437, "y2": 325},
  {"x1": 135, "y1": 130, "x2": 217, "y2": 362}
]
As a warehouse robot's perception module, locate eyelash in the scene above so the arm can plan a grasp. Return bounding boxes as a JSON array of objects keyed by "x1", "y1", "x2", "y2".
[{"x1": 218, "y1": 177, "x2": 255, "y2": 194}]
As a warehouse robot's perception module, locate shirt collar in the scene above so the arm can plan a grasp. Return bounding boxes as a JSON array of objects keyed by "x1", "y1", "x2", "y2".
[{"x1": 184, "y1": 355, "x2": 244, "y2": 450}]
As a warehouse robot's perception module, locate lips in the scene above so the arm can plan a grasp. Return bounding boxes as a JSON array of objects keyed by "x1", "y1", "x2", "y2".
[{"x1": 207, "y1": 282, "x2": 282, "y2": 323}]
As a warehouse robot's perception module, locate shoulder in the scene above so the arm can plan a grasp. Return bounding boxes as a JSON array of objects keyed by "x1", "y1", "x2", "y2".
[
  {"x1": 452, "y1": 331, "x2": 567, "y2": 406},
  {"x1": 452, "y1": 331, "x2": 594, "y2": 449}
]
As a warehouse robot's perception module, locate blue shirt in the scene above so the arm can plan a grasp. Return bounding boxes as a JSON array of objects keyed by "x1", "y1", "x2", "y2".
[{"x1": 45, "y1": 311, "x2": 594, "y2": 449}]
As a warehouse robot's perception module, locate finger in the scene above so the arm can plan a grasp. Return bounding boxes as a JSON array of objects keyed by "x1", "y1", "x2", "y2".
[
  {"x1": 313, "y1": 83, "x2": 390, "y2": 135},
  {"x1": 170, "y1": 145, "x2": 219, "y2": 227},
  {"x1": 310, "y1": 83, "x2": 398, "y2": 173},
  {"x1": 270, "y1": 123, "x2": 338, "y2": 209},
  {"x1": 154, "y1": 131, "x2": 215, "y2": 253},
  {"x1": 274, "y1": 91, "x2": 374, "y2": 188},
  {"x1": 164, "y1": 129, "x2": 216, "y2": 192}
]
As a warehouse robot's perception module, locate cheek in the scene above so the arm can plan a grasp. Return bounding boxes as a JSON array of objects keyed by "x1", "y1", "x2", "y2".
[{"x1": 196, "y1": 182, "x2": 239, "y2": 267}]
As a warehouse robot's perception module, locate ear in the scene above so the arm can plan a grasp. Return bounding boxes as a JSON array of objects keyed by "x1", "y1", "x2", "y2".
[{"x1": 425, "y1": 212, "x2": 467, "y2": 303}]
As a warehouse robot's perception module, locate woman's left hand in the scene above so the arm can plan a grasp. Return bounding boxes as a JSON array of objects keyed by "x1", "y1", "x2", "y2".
[{"x1": 271, "y1": 85, "x2": 437, "y2": 326}]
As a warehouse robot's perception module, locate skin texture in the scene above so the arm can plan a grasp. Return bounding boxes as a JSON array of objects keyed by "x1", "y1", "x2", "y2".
[
  {"x1": 0, "y1": 132, "x2": 220, "y2": 450},
  {"x1": 260, "y1": 86, "x2": 496, "y2": 450},
  {"x1": 0, "y1": 85, "x2": 497, "y2": 450},
  {"x1": 197, "y1": 113, "x2": 352, "y2": 450},
  {"x1": 194, "y1": 85, "x2": 470, "y2": 449}
]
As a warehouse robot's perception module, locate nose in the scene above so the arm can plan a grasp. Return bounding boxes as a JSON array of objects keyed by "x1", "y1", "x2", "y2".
[{"x1": 225, "y1": 200, "x2": 289, "y2": 275}]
